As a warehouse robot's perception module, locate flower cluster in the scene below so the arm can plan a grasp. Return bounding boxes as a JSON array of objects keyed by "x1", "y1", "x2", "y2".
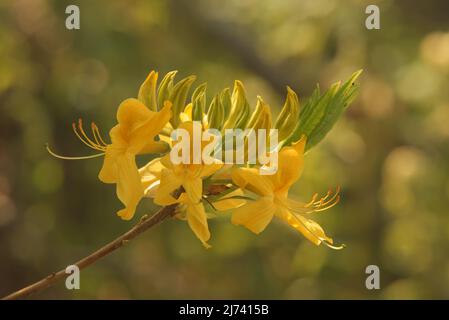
[{"x1": 48, "y1": 70, "x2": 361, "y2": 248}]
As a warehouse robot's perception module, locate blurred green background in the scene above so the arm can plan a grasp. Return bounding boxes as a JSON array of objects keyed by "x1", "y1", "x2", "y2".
[{"x1": 1, "y1": 0, "x2": 449, "y2": 299}]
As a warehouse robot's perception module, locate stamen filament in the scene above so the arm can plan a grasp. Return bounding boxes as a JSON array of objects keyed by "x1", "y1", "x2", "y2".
[
  {"x1": 91, "y1": 122, "x2": 108, "y2": 146},
  {"x1": 305, "y1": 193, "x2": 318, "y2": 207},
  {"x1": 72, "y1": 122, "x2": 102, "y2": 151},
  {"x1": 313, "y1": 195, "x2": 340, "y2": 212},
  {"x1": 46, "y1": 144, "x2": 104, "y2": 160},
  {"x1": 312, "y1": 186, "x2": 340, "y2": 208},
  {"x1": 322, "y1": 240, "x2": 345, "y2": 250},
  {"x1": 77, "y1": 119, "x2": 106, "y2": 151}
]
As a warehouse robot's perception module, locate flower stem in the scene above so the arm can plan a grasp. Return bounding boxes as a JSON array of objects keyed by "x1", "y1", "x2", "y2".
[{"x1": 2, "y1": 204, "x2": 178, "y2": 300}]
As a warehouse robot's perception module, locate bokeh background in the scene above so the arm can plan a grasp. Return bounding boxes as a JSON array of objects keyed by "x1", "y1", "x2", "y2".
[{"x1": 1, "y1": 0, "x2": 449, "y2": 299}]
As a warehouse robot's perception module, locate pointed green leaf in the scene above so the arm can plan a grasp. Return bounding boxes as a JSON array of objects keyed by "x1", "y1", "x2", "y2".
[
  {"x1": 220, "y1": 88, "x2": 232, "y2": 120},
  {"x1": 223, "y1": 80, "x2": 250, "y2": 129},
  {"x1": 284, "y1": 70, "x2": 362, "y2": 150},
  {"x1": 157, "y1": 71, "x2": 177, "y2": 110},
  {"x1": 207, "y1": 94, "x2": 224, "y2": 130},
  {"x1": 275, "y1": 86, "x2": 300, "y2": 141},
  {"x1": 138, "y1": 71, "x2": 158, "y2": 111},
  {"x1": 169, "y1": 75, "x2": 196, "y2": 127},
  {"x1": 192, "y1": 91, "x2": 205, "y2": 122}
]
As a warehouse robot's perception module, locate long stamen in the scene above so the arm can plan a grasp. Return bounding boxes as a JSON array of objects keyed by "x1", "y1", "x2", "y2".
[
  {"x1": 305, "y1": 193, "x2": 318, "y2": 207},
  {"x1": 91, "y1": 123, "x2": 103, "y2": 147},
  {"x1": 286, "y1": 186, "x2": 341, "y2": 215},
  {"x1": 46, "y1": 144, "x2": 104, "y2": 160},
  {"x1": 322, "y1": 240, "x2": 345, "y2": 250},
  {"x1": 284, "y1": 198, "x2": 316, "y2": 214},
  {"x1": 314, "y1": 189, "x2": 332, "y2": 204},
  {"x1": 91, "y1": 122, "x2": 108, "y2": 146},
  {"x1": 77, "y1": 119, "x2": 106, "y2": 151},
  {"x1": 313, "y1": 187, "x2": 340, "y2": 209},
  {"x1": 314, "y1": 186, "x2": 340, "y2": 205},
  {"x1": 72, "y1": 122, "x2": 101, "y2": 150},
  {"x1": 314, "y1": 195, "x2": 340, "y2": 212}
]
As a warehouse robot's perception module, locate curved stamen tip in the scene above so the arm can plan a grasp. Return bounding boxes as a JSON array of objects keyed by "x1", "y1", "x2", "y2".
[
  {"x1": 46, "y1": 143, "x2": 105, "y2": 160},
  {"x1": 72, "y1": 118, "x2": 107, "y2": 151},
  {"x1": 323, "y1": 240, "x2": 345, "y2": 250}
]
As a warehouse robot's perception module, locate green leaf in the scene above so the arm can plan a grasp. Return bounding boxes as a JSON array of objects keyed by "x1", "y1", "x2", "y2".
[
  {"x1": 306, "y1": 70, "x2": 362, "y2": 149},
  {"x1": 274, "y1": 86, "x2": 300, "y2": 141},
  {"x1": 207, "y1": 94, "x2": 224, "y2": 130},
  {"x1": 220, "y1": 88, "x2": 232, "y2": 120},
  {"x1": 192, "y1": 83, "x2": 207, "y2": 109},
  {"x1": 246, "y1": 96, "x2": 265, "y2": 129},
  {"x1": 223, "y1": 80, "x2": 250, "y2": 130},
  {"x1": 138, "y1": 71, "x2": 158, "y2": 110},
  {"x1": 192, "y1": 91, "x2": 205, "y2": 122},
  {"x1": 169, "y1": 75, "x2": 196, "y2": 127},
  {"x1": 284, "y1": 70, "x2": 362, "y2": 151},
  {"x1": 157, "y1": 71, "x2": 177, "y2": 110}
]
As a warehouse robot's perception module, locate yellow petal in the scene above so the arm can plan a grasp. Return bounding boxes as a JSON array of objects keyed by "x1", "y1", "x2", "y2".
[
  {"x1": 139, "y1": 140, "x2": 170, "y2": 154},
  {"x1": 139, "y1": 157, "x2": 164, "y2": 191},
  {"x1": 108, "y1": 125, "x2": 127, "y2": 146},
  {"x1": 114, "y1": 152, "x2": 144, "y2": 220},
  {"x1": 213, "y1": 188, "x2": 246, "y2": 211},
  {"x1": 271, "y1": 136, "x2": 306, "y2": 192},
  {"x1": 98, "y1": 145, "x2": 121, "y2": 183},
  {"x1": 181, "y1": 195, "x2": 210, "y2": 248},
  {"x1": 199, "y1": 162, "x2": 223, "y2": 178},
  {"x1": 128, "y1": 101, "x2": 172, "y2": 154},
  {"x1": 231, "y1": 167, "x2": 274, "y2": 196},
  {"x1": 183, "y1": 177, "x2": 203, "y2": 203},
  {"x1": 277, "y1": 208, "x2": 333, "y2": 246},
  {"x1": 116, "y1": 98, "x2": 151, "y2": 128},
  {"x1": 154, "y1": 169, "x2": 183, "y2": 205},
  {"x1": 231, "y1": 197, "x2": 276, "y2": 234},
  {"x1": 211, "y1": 164, "x2": 234, "y2": 180}
]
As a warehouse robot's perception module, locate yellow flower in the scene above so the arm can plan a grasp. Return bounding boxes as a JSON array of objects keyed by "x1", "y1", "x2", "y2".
[
  {"x1": 47, "y1": 97, "x2": 172, "y2": 220},
  {"x1": 231, "y1": 136, "x2": 342, "y2": 248},
  {"x1": 154, "y1": 121, "x2": 222, "y2": 247},
  {"x1": 173, "y1": 193, "x2": 212, "y2": 248},
  {"x1": 97, "y1": 98, "x2": 172, "y2": 220}
]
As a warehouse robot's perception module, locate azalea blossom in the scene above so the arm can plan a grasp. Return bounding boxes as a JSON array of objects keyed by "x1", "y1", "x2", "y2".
[
  {"x1": 231, "y1": 137, "x2": 343, "y2": 248},
  {"x1": 47, "y1": 69, "x2": 361, "y2": 248}
]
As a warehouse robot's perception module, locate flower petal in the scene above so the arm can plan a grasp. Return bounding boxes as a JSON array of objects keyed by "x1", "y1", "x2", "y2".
[
  {"x1": 183, "y1": 198, "x2": 211, "y2": 248},
  {"x1": 128, "y1": 101, "x2": 172, "y2": 154},
  {"x1": 139, "y1": 157, "x2": 164, "y2": 191},
  {"x1": 139, "y1": 140, "x2": 170, "y2": 154},
  {"x1": 231, "y1": 167, "x2": 274, "y2": 196},
  {"x1": 183, "y1": 177, "x2": 203, "y2": 203},
  {"x1": 116, "y1": 98, "x2": 151, "y2": 128},
  {"x1": 271, "y1": 136, "x2": 306, "y2": 192},
  {"x1": 231, "y1": 197, "x2": 276, "y2": 234},
  {"x1": 154, "y1": 169, "x2": 183, "y2": 205},
  {"x1": 212, "y1": 188, "x2": 246, "y2": 211},
  {"x1": 114, "y1": 152, "x2": 144, "y2": 220},
  {"x1": 199, "y1": 162, "x2": 223, "y2": 178},
  {"x1": 277, "y1": 207, "x2": 333, "y2": 246},
  {"x1": 98, "y1": 144, "x2": 123, "y2": 183}
]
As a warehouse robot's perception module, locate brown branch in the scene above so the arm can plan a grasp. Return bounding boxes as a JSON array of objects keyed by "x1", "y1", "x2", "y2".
[{"x1": 2, "y1": 204, "x2": 178, "y2": 300}]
